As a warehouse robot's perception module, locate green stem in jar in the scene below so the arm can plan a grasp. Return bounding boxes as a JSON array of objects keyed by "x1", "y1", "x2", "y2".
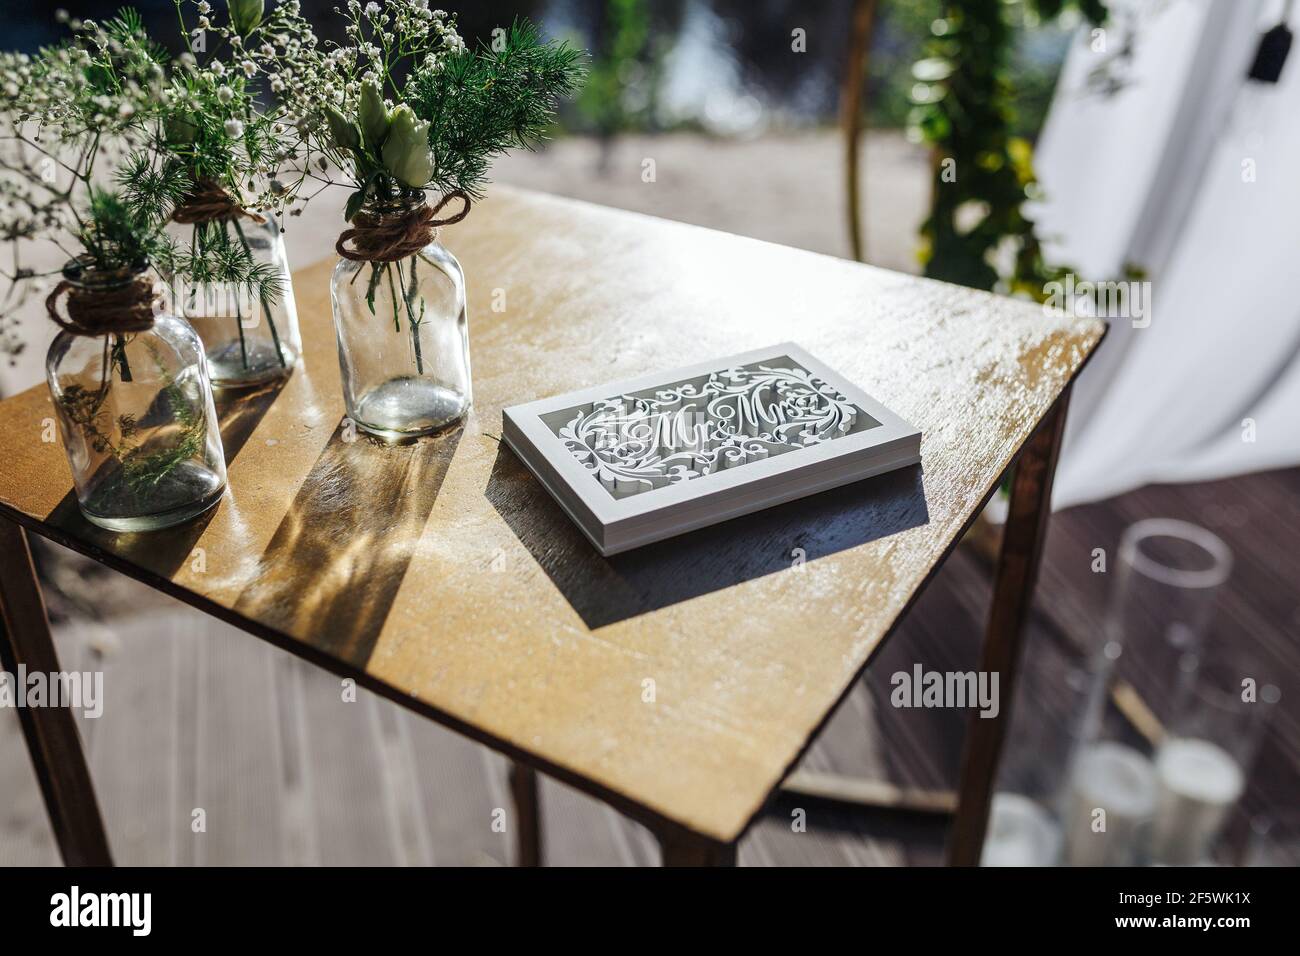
[
  {"x1": 231, "y1": 216, "x2": 287, "y2": 368},
  {"x1": 221, "y1": 220, "x2": 251, "y2": 371},
  {"x1": 111, "y1": 333, "x2": 133, "y2": 382},
  {"x1": 395, "y1": 254, "x2": 425, "y2": 376},
  {"x1": 385, "y1": 260, "x2": 402, "y2": 337}
]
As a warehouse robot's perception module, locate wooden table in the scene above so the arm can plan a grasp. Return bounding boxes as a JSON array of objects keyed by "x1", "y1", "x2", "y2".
[{"x1": 0, "y1": 187, "x2": 1103, "y2": 866}]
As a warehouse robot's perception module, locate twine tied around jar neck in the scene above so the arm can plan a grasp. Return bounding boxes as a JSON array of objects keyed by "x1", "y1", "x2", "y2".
[
  {"x1": 335, "y1": 190, "x2": 471, "y2": 263},
  {"x1": 46, "y1": 274, "x2": 162, "y2": 336},
  {"x1": 171, "y1": 178, "x2": 268, "y2": 226}
]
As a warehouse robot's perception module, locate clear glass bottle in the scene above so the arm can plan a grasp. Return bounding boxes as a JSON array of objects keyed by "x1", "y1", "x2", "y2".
[
  {"x1": 330, "y1": 197, "x2": 472, "y2": 439},
  {"x1": 167, "y1": 211, "x2": 301, "y2": 387},
  {"x1": 45, "y1": 261, "x2": 227, "y2": 532}
]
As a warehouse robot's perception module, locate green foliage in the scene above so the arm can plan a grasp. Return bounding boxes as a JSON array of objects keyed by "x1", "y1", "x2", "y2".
[
  {"x1": 279, "y1": 4, "x2": 584, "y2": 215},
  {"x1": 162, "y1": 0, "x2": 311, "y2": 213},
  {"x1": 869, "y1": 0, "x2": 1083, "y2": 136},
  {"x1": 0, "y1": 4, "x2": 297, "y2": 308},
  {"x1": 407, "y1": 20, "x2": 587, "y2": 200},
  {"x1": 82, "y1": 7, "x2": 170, "y2": 96},
  {"x1": 576, "y1": 0, "x2": 655, "y2": 138},
  {"x1": 77, "y1": 184, "x2": 180, "y2": 274},
  {"x1": 172, "y1": 217, "x2": 284, "y2": 306},
  {"x1": 909, "y1": 0, "x2": 1106, "y2": 296}
]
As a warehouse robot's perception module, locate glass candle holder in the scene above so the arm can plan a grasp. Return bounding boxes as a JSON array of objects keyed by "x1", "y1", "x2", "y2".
[
  {"x1": 1149, "y1": 654, "x2": 1278, "y2": 865},
  {"x1": 1062, "y1": 738, "x2": 1158, "y2": 866},
  {"x1": 1104, "y1": 518, "x2": 1233, "y2": 726},
  {"x1": 330, "y1": 197, "x2": 471, "y2": 439},
  {"x1": 45, "y1": 261, "x2": 227, "y2": 531},
  {"x1": 1061, "y1": 639, "x2": 1159, "y2": 866}
]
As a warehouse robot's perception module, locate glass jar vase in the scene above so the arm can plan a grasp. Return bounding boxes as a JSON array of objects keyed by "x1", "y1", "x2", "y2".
[
  {"x1": 330, "y1": 197, "x2": 472, "y2": 439},
  {"x1": 45, "y1": 261, "x2": 227, "y2": 532},
  {"x1": 167, "y1": 210, "x2": 301, "y2": 387}
]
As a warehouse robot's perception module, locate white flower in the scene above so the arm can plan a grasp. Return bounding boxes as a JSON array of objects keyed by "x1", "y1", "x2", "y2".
[
  {"x1": 197, "y1": 1, "x2": 211, "y2": 13},
  {"x1": 210, "y1": 59, "x2": 224, "y2": 76},
  {"x1": 224, "y1": 118, "x2": 245, "y2": 138},
  {"x1": 217, "y1": 85, "x2": 234, "y2": 104},
  {"x1": 241, "y1": 60, "x2": 256, "y2": 77}
]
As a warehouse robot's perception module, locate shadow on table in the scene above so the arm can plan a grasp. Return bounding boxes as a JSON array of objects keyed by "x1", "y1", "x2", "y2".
[
  {"x1": 43, "y1": 377, "x2": 288, "y2": 582},
  {"x1": 485, "y1": 443, "x2": 930, "y2": 629},
  {"x1": 233, "y1": 420, "x2": 462, "y2": 670},
  {"x1": 213, "y1": 377, "x2": 288, "y2": 465},
  {"x1": 763, "y1": 787, "x2": 949, "y2": 863}
]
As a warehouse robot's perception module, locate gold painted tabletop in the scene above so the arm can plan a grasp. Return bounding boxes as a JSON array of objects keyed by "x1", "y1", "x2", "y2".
[{"x1": 0, "y1": 187, "x2": 1104, "y2": 844}]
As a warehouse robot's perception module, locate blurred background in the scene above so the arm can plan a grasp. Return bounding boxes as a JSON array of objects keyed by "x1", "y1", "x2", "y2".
[{"x1": 0, "y1": 0, "x2": 1296, "y2": 866}]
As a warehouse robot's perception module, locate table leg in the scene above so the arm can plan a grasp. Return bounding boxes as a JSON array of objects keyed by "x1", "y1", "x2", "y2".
[
  {"x1": 947, "y1": 390, "x2": 1070, "y2": 866},
  {"x1": 0, "y1": 519, "x2": 113, "y2": 866},
  {"x1": 659, "y1": 831, "x2": 736, "y2": 866},
  {"x1": 508, "y1": 761, "x2": 542, "y2": 866}
]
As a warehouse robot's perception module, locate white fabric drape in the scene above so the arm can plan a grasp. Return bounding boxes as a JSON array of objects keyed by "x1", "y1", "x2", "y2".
[{"x1": 1034, "y1": 0, "x2": 1300, "y2": 507}]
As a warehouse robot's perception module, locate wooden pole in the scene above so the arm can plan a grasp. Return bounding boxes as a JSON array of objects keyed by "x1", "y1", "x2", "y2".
[{"x1": 841, "y1": 0, "x2": 879, "y2": 263}]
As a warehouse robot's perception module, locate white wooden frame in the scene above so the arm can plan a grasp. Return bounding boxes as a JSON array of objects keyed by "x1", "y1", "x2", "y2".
[{"x1": 502, "y1": 343, "x2": 922, "y2": 555}]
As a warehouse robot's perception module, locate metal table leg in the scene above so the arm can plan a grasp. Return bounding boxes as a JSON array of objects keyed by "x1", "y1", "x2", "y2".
[
  {"x1": 0, "y1": 518, "x2": 113, "y2": 866},
  {"x1": 659, "y1": 830, "x2": 736, "y2": 867},
  {"x1": 508, "y1": 760, "x2": 542, "y2": 866},
  {"x1": 771, "y1": 391, "x2": 1071, "y2": 865},
  {"x1": 947, "y1": 390, "x2": 1070, "y2": 865}
]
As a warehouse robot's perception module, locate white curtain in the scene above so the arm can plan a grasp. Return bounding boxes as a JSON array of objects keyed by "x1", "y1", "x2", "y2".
[{"x1": 1034, "y1": 0, "x2": 1300, "y2": 507}]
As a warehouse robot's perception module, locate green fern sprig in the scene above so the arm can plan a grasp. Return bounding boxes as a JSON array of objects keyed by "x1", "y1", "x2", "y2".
[
  {"x1": 407, "y1": 19, "x2": 586, "y2": 200},
  {"x1": 172, "y1": 221, "x2": 284, "y2": 307},
  {"x1": 76, "y1": 186, "x2": 175, "y2": 274}
]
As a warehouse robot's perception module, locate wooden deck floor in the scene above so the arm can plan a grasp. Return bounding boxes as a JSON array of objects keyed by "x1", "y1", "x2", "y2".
[{"x1": 2, "y1": 467, "x2": 1295, "y2": 866}]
